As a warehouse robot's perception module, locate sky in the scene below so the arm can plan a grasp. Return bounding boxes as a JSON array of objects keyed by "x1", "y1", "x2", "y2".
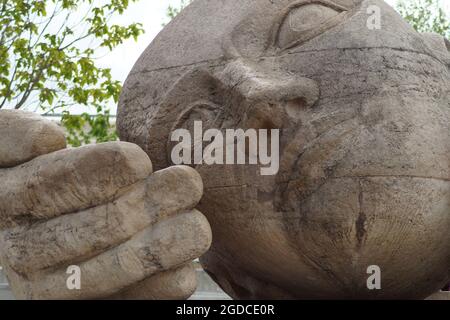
[
  {"x1": 71, "y1": 0, "x2": 448, "y2": 115},
  {"x1": 96, "y1": 0, "x2": 183, "y2": 96},
  {"x1": 67, "y1": 0, "x2": 182, "y2": 114}
]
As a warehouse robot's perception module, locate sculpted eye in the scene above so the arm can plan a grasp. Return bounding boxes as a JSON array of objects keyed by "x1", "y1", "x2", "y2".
[{"x1": 276, "y1": 3, "x2": 347, "y2": 50}]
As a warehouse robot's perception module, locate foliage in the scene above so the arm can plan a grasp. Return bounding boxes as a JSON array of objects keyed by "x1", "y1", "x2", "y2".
[
  {"x1": 0, "y1": 0, "x2": 144, "y2": 145},
  {"x1": 397, "y1": 0, "x2": 449, "y2": 38},
  {"x1": 163, "y1": 0, "x2": 192, "y2": 26},
  {"x1": 61, "y1": 109, "x2": 117, "y2": 147}
]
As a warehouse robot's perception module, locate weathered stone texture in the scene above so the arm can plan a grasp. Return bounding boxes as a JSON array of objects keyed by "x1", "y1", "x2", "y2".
[{"x1": 118, "y1": 0, "x2": 450, "y2": 299}]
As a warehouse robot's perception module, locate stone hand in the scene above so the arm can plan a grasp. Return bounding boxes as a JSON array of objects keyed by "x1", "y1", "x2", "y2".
[{"x1": 0, "y1": 110, "x2": 212, "y2": 299}]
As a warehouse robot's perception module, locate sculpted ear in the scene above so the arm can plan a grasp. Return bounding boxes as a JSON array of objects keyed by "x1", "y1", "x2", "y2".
[
  {"x1": 149, "y1": 60, "x2": 319, "y2": 170},
  {"x1": 146, "y1": 69, "x2": 225, "y2": 170}
]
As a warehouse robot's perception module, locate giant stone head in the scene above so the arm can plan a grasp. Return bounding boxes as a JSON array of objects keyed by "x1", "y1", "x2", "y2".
[{"x1": 118, "y1": 0, "x2": 450, "y2": 299}]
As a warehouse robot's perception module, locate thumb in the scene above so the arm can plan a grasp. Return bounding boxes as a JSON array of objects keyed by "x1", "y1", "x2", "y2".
[{"x1": 0, "y1": 110, "x2": 66, "y2": 167}]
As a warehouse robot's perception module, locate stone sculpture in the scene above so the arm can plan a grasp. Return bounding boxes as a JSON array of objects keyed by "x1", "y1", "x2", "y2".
[
  {"x1": 0, "y1": 0, "x2": 449, "y2": 300},
  {"x1": 0, "y1": 110, "x2": 212, "y2": 299},
  {"x1": 118, "y1": 0, "x2": 449, "y2": 299}
]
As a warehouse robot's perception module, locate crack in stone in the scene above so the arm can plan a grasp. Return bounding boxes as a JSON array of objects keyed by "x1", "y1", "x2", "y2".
[
  {"x1": 355, "y1": 179, "x2": 367, "y2": 248},
  {"x1": 205, "y1": 174, "x2": 450, "y2": 193},
  {"x1": 332, "y1": 174, "x2": 450, "y2": 182},
  {"x1": 130, "y1": 46, "x2": 448, "y2": 75}
]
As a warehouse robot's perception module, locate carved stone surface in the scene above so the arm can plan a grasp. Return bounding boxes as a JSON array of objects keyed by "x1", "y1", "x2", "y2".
[
  {"x1": 118, "y1": 0, "x2": 450, "y2": 299},
  {"x1": 0, "y1": 110, "x2": 66, "y2": 168},
  {"x1": 0, "y1": 110, "x2": 212, "y2": 299}
]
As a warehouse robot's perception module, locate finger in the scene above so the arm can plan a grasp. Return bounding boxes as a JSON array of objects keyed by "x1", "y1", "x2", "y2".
[
  {"x1": 144, "y1": 165, "x2": 203, "y2": 220},
  {"x1": 0, "y1": 110, "x2": 66, "y2": 168},
  {"x1": 110, "y1": 263, "x2": 197, "y2": 300},
  {"x1": 1, "y1": 166, "x2": 203, "y2": 274},
  {"x1": 25, "y1": 210, "x2": 212, "y2": 299},
  {"x1": 0, "y1": 141, "x2": 152, "y2": 222}
]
